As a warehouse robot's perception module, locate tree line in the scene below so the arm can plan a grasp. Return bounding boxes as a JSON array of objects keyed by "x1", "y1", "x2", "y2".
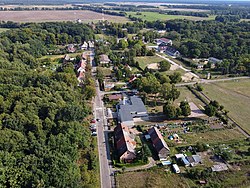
[{"x1": 0, "y1": 22, "x2": 98, "y2": 187}]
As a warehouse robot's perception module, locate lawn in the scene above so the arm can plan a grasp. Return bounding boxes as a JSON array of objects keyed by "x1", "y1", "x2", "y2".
[
  {"x1": 202, "y1": 79, "x2": 250, "y2": 134},
  {"x1": 127, "y1": 11, "x2": 215, "y2": 22},
  {"x1": 134, "y1": 56, "x2": 163, "y2": 70},
  {"x1": 179, "y1": 128, "x2": 245, "y2": 145},
  {"x1": 175, "y1": 87, "x2": 205, "y2": 108}
]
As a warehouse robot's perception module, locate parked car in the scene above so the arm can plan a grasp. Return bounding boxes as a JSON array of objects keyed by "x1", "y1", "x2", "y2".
[
  {"x1": 91, "y1": 119, "x2": 96, "y2": 123},
  {"x1": 91, "y1": 132, "x2": 97, "y2": 136}
]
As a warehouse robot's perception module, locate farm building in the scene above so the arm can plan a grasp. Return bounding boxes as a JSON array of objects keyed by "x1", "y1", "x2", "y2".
[
  {"x1": 148, "y1": 126, "x2": 170, "y2": 159},
  {"x1": 117, "y1": 95, "x2": 148, "y2": 128},
  {"x1": 114, "y1": 124, "x2": 137, "y2": 162}
]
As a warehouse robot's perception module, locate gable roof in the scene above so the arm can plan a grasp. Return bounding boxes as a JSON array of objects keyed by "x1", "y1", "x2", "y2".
[
  {"x1": 159, "y1": 38, "x2": 172, "y2": 43},
  {"x1": 114, "y1": 124, "x2": 136, "y2": 157},
  {"x1": 165, "y1": 46, "x2": 179, "y2": 54},
  {"x1": 148, "y1": 127, "x2": 170, "y2": 153},
  {"x1": 99, "y1": 54, "x2": 110, "y2": 62},
  {"x1": 109, "y1": 94, "x2": 123, "y2": 100}
]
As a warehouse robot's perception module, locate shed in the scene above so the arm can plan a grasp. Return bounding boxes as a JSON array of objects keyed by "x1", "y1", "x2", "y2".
[
  {"x1": 181, "y1": 157, "x2": 190, "y2": 166},
  {"x1": 161, "y1": 160, "x2": 172, "y2": 166},
  {"x1": 192, "y1": 155, "x2": 202, "y2": 164},
  {"x1": 175, "y1": 154, "x2": 185, "y2": 159}
]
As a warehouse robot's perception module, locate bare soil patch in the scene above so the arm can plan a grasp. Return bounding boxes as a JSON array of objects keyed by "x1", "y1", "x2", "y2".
[
  {"x1": 188, "y1": 102, "x2": 205, "y2": 118},
  {"x1": 0, "y1": 10, "x2": 129, "y2": 23}
]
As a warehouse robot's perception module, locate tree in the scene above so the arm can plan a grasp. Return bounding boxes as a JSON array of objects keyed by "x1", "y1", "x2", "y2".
[
  {"x1": 170, "y1": 72, "x2": 182, "y2": 84},
  {"x1": 163, "y1": 103, "x2": 177, "y2": 119},
  {"x1": 158, "y1": 60, "x2": 171, "y2": 71},
  {"x1": 170, "y1": 85, "x2": 180, "y2": 101},
  {"x1": 118, "y1": 39, "x2": 128, "y2": 50},
  {"x1": 205, "y1": 104, "x2": 217, "y2": 117},
  {"x1": 196, "y1": 142, "x2": 209, "y2": 152},
  {"x1": 180, "y1": 101, "x2": 191, "y2": 117}
]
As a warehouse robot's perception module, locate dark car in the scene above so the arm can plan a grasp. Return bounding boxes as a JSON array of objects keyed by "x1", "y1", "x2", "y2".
[{"x1": 96, "y1": 118, "x2": 100, "y2": 122}]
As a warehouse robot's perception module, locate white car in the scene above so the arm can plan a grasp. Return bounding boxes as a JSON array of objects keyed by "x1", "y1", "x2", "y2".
[{"x1": 91, "y1": 132, "x2": 97, "y2": 136}]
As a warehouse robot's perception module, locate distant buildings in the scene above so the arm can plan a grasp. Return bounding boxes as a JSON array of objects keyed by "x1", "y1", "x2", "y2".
[
  {"x1": 117, "y1": 95, "x2": 148, "y2": 128},
  {"x1": 114, "y1": 124, "x2": 137, "y2": 162},
  {"x1": 148, "y1": 126, "x2": 170, "y2": 159}
]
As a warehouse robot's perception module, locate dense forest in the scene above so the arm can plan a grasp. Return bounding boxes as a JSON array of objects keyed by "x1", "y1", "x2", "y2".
[{"x1": 0, "y1": 22, "x2": 98, "y2": 187}]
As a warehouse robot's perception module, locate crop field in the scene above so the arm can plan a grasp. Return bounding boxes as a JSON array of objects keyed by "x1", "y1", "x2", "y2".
[
  {"x1": 0, "y1": 10, "x2": 129, "y2": 23},
  {"x1": 202, "y1": 79, "x2": 250, "y2": 134},
  {"x1": 127, "y1": 11, "x2": 215, "y2": 22}
]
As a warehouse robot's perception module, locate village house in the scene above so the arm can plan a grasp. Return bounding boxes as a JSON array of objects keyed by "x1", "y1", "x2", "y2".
[
  {"x1": 208, "y1": 57, "x2": 223, "y2": 68},
  {"x1": 99, "y1": 54, "x2": 111, "y2": 64},
  {"x1": 117, "y1": 95, "x2": 148, "y2": 128},
  {"x1": 63, "y1": 54, "x2": 70, "y2": 64},
  {"x1": 148, "y1": 126, "x2": 170, "y2": 159},
  {"x1": 81, "y1": 41, "x2": 88, "y2": 50},
  {"x1": 165, "y1": 46, "x2": 181, "y2": 57},
  {"x1": 67, "y1": 44, "x2": 76, "y2": 53},
  {"x1": 158, "y1": 42, "x2": 169, "y2": 53},
  {"x1": 75, "y1": 58, "x2": 87, "y2": 83},
  {"x1": 114, "y1": 124, "x2": 137, "y2": 162},
  {"x1": 88, "y1": 41, "x2": 95, "y2": 49},
  {"x1": 155, "y1": 38, "x2": 173, "y2": 46},
  {"x1": 104, "y1": 81, "x2": 114, "y2": 91}
]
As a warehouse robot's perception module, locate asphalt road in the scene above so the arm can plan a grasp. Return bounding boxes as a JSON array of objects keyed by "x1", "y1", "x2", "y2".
[{"x1": 91, "y1": 51, "x2": 114, "y2": 188}]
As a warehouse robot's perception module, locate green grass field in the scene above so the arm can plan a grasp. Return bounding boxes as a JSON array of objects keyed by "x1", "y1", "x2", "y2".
[
  {"x1": 203, "y1": 79, "x2": 250, "y2": 134},
  {"x1": 0, "y1": 28, "x2": 10, "y2": 33},
  {"x1": 127, "y1": 12, "x2": 215, "y2": 22},
  {"x1": 134, "y1": 56, "x2": 163, "y2": 70},
  {"x1": 175, "y1": 87, "x2": 205, "y2": 107},
  {"x1": 179, "y1": 128, "x2": 245, "y2": 145}
]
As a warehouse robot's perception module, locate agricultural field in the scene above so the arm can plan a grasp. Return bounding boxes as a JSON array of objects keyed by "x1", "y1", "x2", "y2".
[
  {"x1": 127, "y1": 11, "x2": 216, "y2": 22},
  {"x1": 116, "y1": 168, "x2": 194, "y2": 188},
  {"x1": 202, "y1": 79, "x2": 250, "y2": 134},
  {"x1": 0, "y1": 10, "x2": 129, "y2": 23}
]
